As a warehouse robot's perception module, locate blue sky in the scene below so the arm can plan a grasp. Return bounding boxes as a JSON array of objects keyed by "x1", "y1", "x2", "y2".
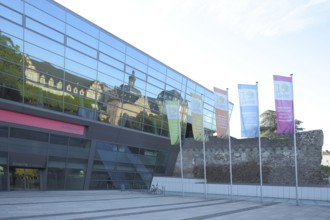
[{"x1": 55, "y1": 0, "x2": 330, "y2": 150}]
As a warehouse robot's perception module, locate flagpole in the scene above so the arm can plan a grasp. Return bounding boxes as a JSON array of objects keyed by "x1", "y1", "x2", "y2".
[
  {"x1": 201, "y1": 94, "x2": 207, "y2": 199},
  {"x1": 256, "y1": 82, "x2": 263, "y2": 203},
  {"x1": 178, "y1": 99, "x2": 184, "y2": 197},
  {"x1": 291, "y1": 74, "x2": 299, "y2": 206},
  {"x1": 227, "y1": 88, "x2": 233, "y2": 200}
]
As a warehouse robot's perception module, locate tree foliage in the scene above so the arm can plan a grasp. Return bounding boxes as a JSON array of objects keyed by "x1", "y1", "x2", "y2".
[
  {"x1": 260, "y1": 109, "x2": 304, "y2": 137},
  {"x1": 0, "y1": 33, "x2": 23, "y2": 100}
]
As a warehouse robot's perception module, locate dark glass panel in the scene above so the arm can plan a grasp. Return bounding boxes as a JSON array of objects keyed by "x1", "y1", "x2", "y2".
[
  {"x1": 47, "y1": 168, "x2": 65, "y2": 190},
  {"x1": 68, "y1": 138, "x2": 90, "y2": 159},
  {"x1": 65, "y1": 168, "x2": 85, "y2": 190},
  {"x1": 0, "y1": 126, "x2": 8, "y2": 137},
  {"x1": 10, "y1": 127, "x2": 49, "y2": 142},
  {"x1": 50, "y1": 134, "x2": 68, "y2": 146}
]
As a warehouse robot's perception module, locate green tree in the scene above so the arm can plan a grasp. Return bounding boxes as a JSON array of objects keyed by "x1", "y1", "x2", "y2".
[
  {"x1": 0, "y1": 32, "x2": 23, "y2": 101},
  {"x1": 260, "y1": 109, "x2": 304, "y2": 137}
]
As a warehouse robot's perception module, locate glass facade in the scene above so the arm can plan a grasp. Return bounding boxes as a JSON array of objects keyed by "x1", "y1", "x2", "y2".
[
  {"x1": 0, "y1": 0, "x2": 232, "y2": 191},
  {"x1": 0, "y1": 0, "x2": 223, "y2": 137}
]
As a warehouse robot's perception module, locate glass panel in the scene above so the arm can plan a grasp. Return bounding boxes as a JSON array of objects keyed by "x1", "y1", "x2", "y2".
[
  {"x1": 99, "y1": 53, "x2": 124, "y2": 70},
  {"x1": 166, "y1": 77, "x2": 182, "y2": 91},
  {"x1": 147, "y1": 76, "x2": 164, "y2": 89},
  {"x1": 66, "y1": 48, "x2": 97, "y2": 70},
  {"x1": 148, "y1": 67, "x2": 166, "y2": 82},
  {"x1": 0, "y1": 126, "x2": 8, "y2": 137},
  {"x1": 26, "y1": 18, "x2": 64, "y2": 43},
  {"x1": 24, "y1": 43, "x2": 64, "y2": 68},
  {"x1": 24, "y1": 29, "x2": 64, "y2": 55},
  {"x1": 98, "y1": 70, "x2": 123, "y2": 87},
  {"x1": 126, "y1": 46, "x2": 148, "y2": 64},
  {"x1": 0, "y1": 4, "x2": 22, "y2": 24},
  {"x1": 68, "y1": 138, "x2": 90, "y2": 159},
  {"x1": 0, "y1": 0, "x2": 23, "y2": 12},
  {"x1": 148, "y1": 58, "x2": 166, "y2": 74},
  {"x1": 167, "y1": 68, "x2": 182, "y2": 83},
  {"x1": 0, "y1": 18, "x2": 23, "y2": 40},
  {"x1": 99, "y1": 31, "x2": 125, "y2": 52},
  {"x1": 187, "y1": 80, "x2": 196, "y2": 90},
  {"x1": 47, "y1": 167, "x2": 65, "y2": 190},
  {"x1": 126, "y1": 56, "x2": 147, "y2": 73},
  {"x1": 65, "y1": 59, "x2": 96, "y2": 80},
  {"x1": 99, "y1": 42, "x2": 125, "y2": 62},
  {"x1": 10, "y1": 128, "x2": 49, "y2": 142},
  {"x1": 125, "y1": 66, "x2": 146, "y2": 81},
  {"x1": 26, "y1": 0, "x2": 65, "y2": 21},
  {"x1": 66, "y1": 37, "x2": 97, "y2": 58},
  {"x1": 66, "y1": 25, "x2": 98, "y2": 49},
  {"x1": 98, "y1": 63, "x2": 124, "y2": 82},
  {"x1": 66, "y1": 13, "x2": 99, "y2": 38}
]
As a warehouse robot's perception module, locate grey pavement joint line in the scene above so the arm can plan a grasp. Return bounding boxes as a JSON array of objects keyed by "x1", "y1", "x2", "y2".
[
  {"x1": 182, "y1": 202, "x2": 279, "y2": 220},
  {"x1": 0, "y1": 197, "x2": 229, "y2": 220},
  {"x1": 76, "y1": 200, "x2": 240, "y2": 220},
  {"x1": 0, "y1": 195, "x2": 156, "y2": 206}
]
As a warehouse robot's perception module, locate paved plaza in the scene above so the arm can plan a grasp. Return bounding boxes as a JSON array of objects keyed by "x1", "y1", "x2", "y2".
[{"x1": 1, "y1": 190, "x2": 330, "y2": 220}]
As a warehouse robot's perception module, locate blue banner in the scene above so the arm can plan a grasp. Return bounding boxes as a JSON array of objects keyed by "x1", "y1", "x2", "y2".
[{"x1": 238, "y1": 84, "x2": 259, "y2": 138}]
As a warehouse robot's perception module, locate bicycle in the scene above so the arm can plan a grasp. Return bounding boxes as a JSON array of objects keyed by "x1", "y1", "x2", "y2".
[{"x1": 150, "y1": 183, "x2": 162, "y2": 195}]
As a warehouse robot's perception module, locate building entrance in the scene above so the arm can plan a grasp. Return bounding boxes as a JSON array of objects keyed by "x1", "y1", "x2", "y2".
[{"x1": 10, "y1": 168, "x2": 40, "y2": 191}]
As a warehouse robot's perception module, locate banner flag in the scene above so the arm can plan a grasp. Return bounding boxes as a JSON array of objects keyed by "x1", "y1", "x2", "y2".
[
  {"x1": 213, "y1": 87, "x2": 228, "y2": 138},
  {"x1": 273, "y1": 75, "x2": 294, "y2": 134},
  {"x1": 165, "y1": 100, "x2": 180, "y2": 145},
  {"x1": 190, "y1": 93, "x2": 204, "y2": 142},
  {"x1": 238, "y1": 84, "x2": 259, "y2": 138}
]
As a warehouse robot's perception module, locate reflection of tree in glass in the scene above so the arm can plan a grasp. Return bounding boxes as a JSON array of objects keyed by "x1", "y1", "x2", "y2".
[{"x1": 0, "y1": 32, "x2": 23, "y2": 101}]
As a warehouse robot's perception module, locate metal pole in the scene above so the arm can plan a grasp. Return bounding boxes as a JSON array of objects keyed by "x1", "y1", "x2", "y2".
[
  {"x1": 178, "y1": 100, "x2": 184, "y2": 197},
  {"x1": 291, "y1": 74, "x2": 299, "y2": 206},
  {"x1": 227, "y1": 88, "x2": 233, "y2": 200},
  {"x1": 201, "y1": 95, "x2": 207, "y2": 199},
  {"x1": 256, "y1": 82, "x2": 263, "y2": 203}
]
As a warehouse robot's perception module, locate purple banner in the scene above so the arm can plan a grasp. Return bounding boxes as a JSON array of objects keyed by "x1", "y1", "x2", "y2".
[{"x1": 273, "y1": 75, "x2": 294, "y2": 134}]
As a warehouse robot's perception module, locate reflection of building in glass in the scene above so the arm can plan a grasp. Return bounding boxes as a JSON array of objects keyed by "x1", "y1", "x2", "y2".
[{"x1": 0, "y1": 0, "x2": 215, "y2": 191}]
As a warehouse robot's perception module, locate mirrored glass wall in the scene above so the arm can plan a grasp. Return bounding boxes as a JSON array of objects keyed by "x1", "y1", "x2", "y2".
[{"x1": 0, "y1": 0, "x2": 218, "y2": 139}]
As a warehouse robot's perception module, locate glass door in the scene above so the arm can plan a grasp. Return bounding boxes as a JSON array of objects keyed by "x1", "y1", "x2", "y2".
[{"x1": 10, "y1": 168, "x2": 40, "y2": 190}]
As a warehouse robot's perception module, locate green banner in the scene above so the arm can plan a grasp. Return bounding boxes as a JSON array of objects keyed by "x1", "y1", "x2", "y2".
[
  {"x1": 191, "y1": 93, "x2": 204, "y2": 142},
  {"x1": 165, "y1": 100, "x2": 180, "y2": 145}
]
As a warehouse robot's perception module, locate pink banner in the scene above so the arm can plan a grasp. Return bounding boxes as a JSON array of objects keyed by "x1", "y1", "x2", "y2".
[
  {"x1": 0, "y1": 109, "x2": 85, "y2": 135},
  {"x1": 273, "y1": 75, "x2": 294, "y2": 134}
]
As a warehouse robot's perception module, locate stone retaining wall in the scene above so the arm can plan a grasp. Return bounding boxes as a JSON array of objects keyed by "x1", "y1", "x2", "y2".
[{"x1": 173, "y1": 130, "x2": 324, "y2": 185}]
